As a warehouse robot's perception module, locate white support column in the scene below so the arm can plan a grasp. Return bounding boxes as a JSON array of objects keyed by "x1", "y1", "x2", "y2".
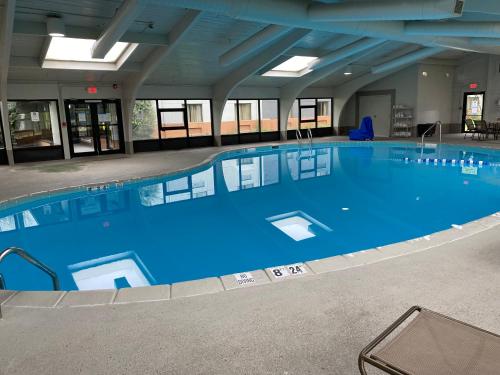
[
  {"x1": 121, "y1": 10, "x2": 202, "y2": 154},
  {"x1": 278, "y1": 47, "x2": 378, "y2": 138},
  {"x1": 211, "y1": 28, "x2": 310, "y2": 144},
  {"x1": 0, "y1": 0, "x2": 16, "y2": 166},
  {"x1": 57, "y1": 84, "x2": 71, "y2": 159}
]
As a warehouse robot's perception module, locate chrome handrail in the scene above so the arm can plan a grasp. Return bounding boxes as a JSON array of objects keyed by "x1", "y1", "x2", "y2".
[
  {"x1": 0, "y1": 247, "x2": 60, "y2": 291},
  {"x1": 295, "y1": 129, "x2": 302, "y2": 145},
  {"x1": 420, "y1": 121, "x2": 442, "y2": 159},
  {"x1": 307, "y1": 128, "x2": 313, "y2": 148}
]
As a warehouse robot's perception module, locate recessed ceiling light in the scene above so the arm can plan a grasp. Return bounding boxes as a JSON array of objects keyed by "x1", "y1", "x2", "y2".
[
  {"x1": 343, "y1": 66, "x2": 352, "y2": 75},
  {"x1": 263, "y1": 56, "x2": 317, "y2": 77},
  {"x1": 422, "y1": 71, "x2": 428, "y2": 77},
  {"x1": 46, "y1": 16, "x2": 65, "y2": 37}
]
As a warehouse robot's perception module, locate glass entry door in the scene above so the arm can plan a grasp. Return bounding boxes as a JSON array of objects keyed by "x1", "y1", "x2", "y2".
[
  {"x1": 462, "y1": 92, "x2": 485, "y2": 132},
  {"x1": 66, "y1": 100, "x2": 124, "y2": 156}
]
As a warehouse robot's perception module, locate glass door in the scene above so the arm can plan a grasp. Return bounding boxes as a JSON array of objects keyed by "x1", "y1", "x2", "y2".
[
  {"x1": 462, "y1": 92, "x2": 485, "y2": 132},
  {"x1": 66, "y1": 100, "x2": 124, "y2": 156},
  {"x1": 67, "y1": 102, "x2": 96, "y2": 155}
]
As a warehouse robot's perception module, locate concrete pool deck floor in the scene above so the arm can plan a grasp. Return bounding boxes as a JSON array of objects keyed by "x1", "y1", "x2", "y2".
[{"x1": 0, "y1": 134, "x2": 499, "y2": 374}]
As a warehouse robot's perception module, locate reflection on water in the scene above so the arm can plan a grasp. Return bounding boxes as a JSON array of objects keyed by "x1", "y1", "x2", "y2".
[
  {"x1": 222, "y1": 154, "x2": 280, "y2": 192},
  {"x1": 0, "y1": 144, "x2": 499, "y2": 291},
  {"x1": 287, "y1": 148, "x2": 332, "y2": 180}
]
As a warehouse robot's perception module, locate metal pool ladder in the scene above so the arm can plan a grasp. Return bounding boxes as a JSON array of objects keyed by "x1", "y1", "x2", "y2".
[
  {"x1": 420, "y1": 121, "x2": 442, "y2": 159},
  {"x1": 0, "y1": 247, "x2": 60, "y2": 291},
  {"x1": 295, "y1": 129, "x2": 303, "y2": 145},
  {"x1": 307, "y1": 128, "x2": 313, "y2": 148},
  {"x1": 0, "y1": 247, "x2": 59, "y2": 319}
]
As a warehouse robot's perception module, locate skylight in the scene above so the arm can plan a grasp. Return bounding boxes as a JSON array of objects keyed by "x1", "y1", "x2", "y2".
[
  {"x1": 263, "y1": 56, "x2": 317, "y2": 77},
  {"x1": 42, "y1": 37, "x2": 138, "y2": 71}
]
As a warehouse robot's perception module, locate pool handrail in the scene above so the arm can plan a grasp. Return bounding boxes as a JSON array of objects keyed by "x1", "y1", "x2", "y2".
[
  {"x1": 295, "y1": 129, "x2": 303, "y2": 145},
  {"x1": 0, "y1": 247, "x2": 60, "y2": 292},
  {"x1": 420, "y1": 121, "x2": 442, "y2": 159}
]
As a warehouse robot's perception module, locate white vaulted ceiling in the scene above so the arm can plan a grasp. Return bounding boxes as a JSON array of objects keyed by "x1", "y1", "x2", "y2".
[{"x1": 3, "y1": 0, "x2": 500, "y2": 91}]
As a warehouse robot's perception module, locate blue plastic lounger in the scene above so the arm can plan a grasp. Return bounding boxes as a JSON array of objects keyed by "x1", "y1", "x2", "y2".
[{"x1": 349, "y1": 116, "x2": 374, "y2": 141}]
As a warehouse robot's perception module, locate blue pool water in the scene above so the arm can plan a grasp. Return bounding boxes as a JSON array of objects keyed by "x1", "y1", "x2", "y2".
[{"x1": 0, "y1": 142, "x2": 499, "y2": 291}]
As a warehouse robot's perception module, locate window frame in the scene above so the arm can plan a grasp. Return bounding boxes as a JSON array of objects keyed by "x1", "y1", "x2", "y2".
[
  {"x1": 134, "y1": 98, "x2": 214, "y2": 142},
  {"x1": 295, "y1": 98, "x2": 333, "y2": 130},
  {"x1": 222, "y1": 98, "x2": 280, "y2": 141},
  {"x1": 7, "y1": 99, "x2": 63, "y2": 151}
]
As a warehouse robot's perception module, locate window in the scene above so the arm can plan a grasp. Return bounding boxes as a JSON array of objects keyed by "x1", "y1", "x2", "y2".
[
  {"x1": 260, "y1": 100, "x2": 278, "y2": 132},
  {"x1": 132, "y1": 100, "x2": 158, "y2": 140},
  {"x1": 317, "y1": 99, "x2": 332, "y2": 128},
  {"x1": 287, "y1": 98, "x2": 333, "y2": 131},
  {"x1": 223, "y1": 99, "x2": 279, "y2": 137},
  {"x1": 186, "y1": 100, "x2": 211, "y2": 137},
  {"x1": 187, "y1": 104, "x2": 203, "y2": 122},
  {"x1": 238, "y1": 100, "x2": 259, "y2": 133},
  {"x1": 8, "y1": 100, "x2": 61, "y2": 149},
  {"x1": 133, "y1": 99, "x2": 213, "y2": 141}
]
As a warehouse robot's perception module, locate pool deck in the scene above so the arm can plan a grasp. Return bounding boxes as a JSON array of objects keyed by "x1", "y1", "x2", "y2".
[{"x1": 0, "y1": 134, "x2": 499, "y2": 374}]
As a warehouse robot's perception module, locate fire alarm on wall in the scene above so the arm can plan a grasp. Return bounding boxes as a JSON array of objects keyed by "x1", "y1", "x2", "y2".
[{"x1": 87, "y1": 86, "x2": 97, "y2": 94}]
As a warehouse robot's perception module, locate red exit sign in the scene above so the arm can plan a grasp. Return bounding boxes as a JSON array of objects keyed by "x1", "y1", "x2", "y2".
[
  {"x1": 469, "y1": 83, "x2": 478, "y2": 89},
  {"x1": 87, "y1": 86, "x2": 97, "y2": 94}
]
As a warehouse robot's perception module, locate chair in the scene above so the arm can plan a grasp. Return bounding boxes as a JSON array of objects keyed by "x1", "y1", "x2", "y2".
[
  {"x1": 359, "y1": 306, "x2": 500, "y2": 375},
  {"x1": 463, "y1": 118, "x2": 476, "y2": 139},
  {"x1": 475, "y1": 120, "x2": 488, "y2": 141},
  {"x1": 349, "y1": 116, "x2": 374, "y2": 141}
]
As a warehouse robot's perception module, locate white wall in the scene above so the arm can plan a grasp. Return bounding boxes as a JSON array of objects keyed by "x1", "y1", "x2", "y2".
[
  {"x1": 451, "y1": 55, "x2": 488, "y2": 123},
  {"x1": 416, "y1": 64, "x2": 454, "y2": 124},
  {"x1": 339, "y1": 65, "x2": 418, "y2": 129}
]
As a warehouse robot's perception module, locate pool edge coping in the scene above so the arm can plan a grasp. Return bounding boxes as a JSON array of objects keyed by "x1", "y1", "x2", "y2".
[
  {"x1": 0, "y1": 140, "x2": 499, "y2": 309},
  {"x1": 2, "y1": 213, "x2": 499, "y2": 310}
]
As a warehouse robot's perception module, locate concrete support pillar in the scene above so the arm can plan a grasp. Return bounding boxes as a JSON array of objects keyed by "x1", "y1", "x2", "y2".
[
  {"x1": 121, "y1": 94, "x2": 135, "y2": 155},
  {"x1": 333, "y1": 97, "x2": 348, "y2": 135},
  {"x1": 0, "y1": 91, "x2": 14, "y2": 166},
  {"x1": 279, "y1": 96, "x2": 295, "y2": 140},
  {"x1": 57, "y1": 85, "x2": 71, "y2": 159},
  {"x1": 212, "y1": 97, "x2": 225, "y2": 147}
]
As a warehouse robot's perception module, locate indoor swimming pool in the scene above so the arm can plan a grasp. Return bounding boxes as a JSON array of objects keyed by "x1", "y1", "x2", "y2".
[{"x1": 0, "y1": 142, "x2": 499, "y2": 291}]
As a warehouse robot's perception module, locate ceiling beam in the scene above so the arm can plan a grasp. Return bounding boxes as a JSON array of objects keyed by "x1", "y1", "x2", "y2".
[
  {"x1": 278, "y1": 45, "x2": 382, "y2": 137},
  {"x1": 211, "y1": 28, "x2": 310, "y2": 143},
  {"x1": 213, "y1": 28, "x2": 310, "y2": 103},
  {"x1": 405, "y1": 21, "x2": 500, "y2": 38},
  {"x1": 146, "y1": 0, "x2": 500, "y2": 55},
  {"x1": 371, "y1": 47, "x2": 445, "y2": 74},
  {"x1": 13, "y1": 20, "x2": 169, "y2": 46},
  {"x1": 92, "y1": 0, "x2": 146, "y2": 58},
  {"x1": 309, "y1": 38, "x2": 386, "y2": 70},
  {"x1": 308, "y1": 0, "x2": 463, "y2": 22},
  {"x1": 219, "y1": 24, "x2": 289, "y2": 66}
]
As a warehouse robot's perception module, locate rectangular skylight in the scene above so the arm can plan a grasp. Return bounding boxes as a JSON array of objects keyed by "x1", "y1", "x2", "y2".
[
  {"x1": 42, "y1": 37, "x2": 138, "y2": 71},
  {"x1": 263, "y1": 56, "x2": 317, "y2": 77}
]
